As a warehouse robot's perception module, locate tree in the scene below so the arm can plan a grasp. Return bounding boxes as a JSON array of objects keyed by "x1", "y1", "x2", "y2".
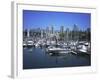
[
  {"x1": 23, "y1": 29, "x2": 27, "y2": 37},
  {"x1": 86, "y1": 27, "x2": 91, "y2": 41},
  {"x1": 65, "y1": 28, "x2": 69, "y2": 42},
  {"x1": 59, "y1": 32, "x2": 65, "y2": 41}
]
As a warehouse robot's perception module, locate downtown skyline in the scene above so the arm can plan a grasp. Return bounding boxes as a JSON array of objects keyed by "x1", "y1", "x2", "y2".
[{"x1": 23, "y1": 10, "x2": 91, "y2": 31}]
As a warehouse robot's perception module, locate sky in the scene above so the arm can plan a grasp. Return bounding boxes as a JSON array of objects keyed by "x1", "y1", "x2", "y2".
[{"x1": 23, "y1": 10, "x2": 91, "y2": 31}]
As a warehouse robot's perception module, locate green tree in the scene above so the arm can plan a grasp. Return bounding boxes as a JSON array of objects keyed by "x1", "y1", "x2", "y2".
[{"x1": 59, "y1": 32, "x2": 65, "y2": 41}]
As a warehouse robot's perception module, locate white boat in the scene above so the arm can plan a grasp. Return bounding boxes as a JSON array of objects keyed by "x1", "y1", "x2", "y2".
[
  {"x1": 77, "y1": 44, "x2": 89, "y2": 54},
  {"x1": 27, "y1": 40, "x2": 33, "y2": 47},
  {"x1": 46, "y1": 46, "x2": 69, "y2": 54},
  {"x1": 23, "y1": 43, "x2": 27, "y2": 47},
  {"x1": 35, "y1": 43, "x2": 40, "y2": 48},
  {"x1": 48, "y1": 47, "x2": 67, "y2": 51},
  {"x1": 23, "y1": 41, "x2": 27, "y2": 47}
]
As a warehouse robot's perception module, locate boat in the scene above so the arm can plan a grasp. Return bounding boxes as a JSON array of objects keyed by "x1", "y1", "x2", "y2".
[
  {"x1": 27, "y1": 40, "x2": 34, "y2": 48},
  {"x1": 76, "y1": 43, "x2": 90, "y2": 55},
  {"x1": 46, "y1": 46, "x2": 69, "y2": 54},
  {"x1": 23, "y1": 43, "x2": 27, "y2": 47},
  {"x1": 23, "y1": 41, "x2": 27, "y2": 47}
]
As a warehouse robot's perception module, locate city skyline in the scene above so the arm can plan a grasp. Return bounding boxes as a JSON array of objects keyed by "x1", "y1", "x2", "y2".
[{"x1": 23, "y1": 10, "x2": 91, "y2": 30}]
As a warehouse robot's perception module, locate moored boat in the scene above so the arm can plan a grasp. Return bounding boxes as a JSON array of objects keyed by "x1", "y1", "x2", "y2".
[{"x1": 46, "y1": 45, "x2": 70, "y2": 54}]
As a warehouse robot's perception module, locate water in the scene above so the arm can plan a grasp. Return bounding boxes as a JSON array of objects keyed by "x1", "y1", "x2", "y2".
[{"x1": 23, "y1": 47, "x2": 91, "y2": 69}]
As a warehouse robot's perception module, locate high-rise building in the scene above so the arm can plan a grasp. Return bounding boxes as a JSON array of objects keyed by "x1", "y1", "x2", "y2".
[
  {"x1": 41, "y1": 29, "x2": 43, "y2": 38},
  {"x1": 51, "y1": 26, "x2": 54, "y2": 34},
  {"x1": 65, "y1": 28, "x2": 69, "y2": 42},
  {"x1": 60, "y1": 26, "x2": 64, "y2": 33},
  {"x1": 27, "y1": 29, "x2": 30, "y2": 37},
  {"x1": 72, "y1": 24, "x2": 79, "y2": 41}
]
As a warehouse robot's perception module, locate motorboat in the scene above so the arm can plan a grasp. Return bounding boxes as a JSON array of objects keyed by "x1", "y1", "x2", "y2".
[
  {"x1": 76, "y1": 43, "x2": 90, "y2": 55},
  {"x1": 23, "y1": 41, "x2": 27, "y2": 47},
  {"x1": 46, "y1": 46, "x2": 69, "y2": 54},
  {"x1": 27, "y1": 40, "x2": 34, "y2": 48}
]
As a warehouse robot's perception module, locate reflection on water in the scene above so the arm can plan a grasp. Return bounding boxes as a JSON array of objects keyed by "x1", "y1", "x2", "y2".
[{"x1": 23, "y1": 47, "x2": 91, "y2": 69}]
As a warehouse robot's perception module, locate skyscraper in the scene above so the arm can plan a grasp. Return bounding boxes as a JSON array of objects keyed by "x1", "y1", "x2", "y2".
[
  {"x1": 60, "y1": 26, "x2": 64, "y2": 33},
  {"x1": 51, "y1": 26, "x2": 54, "y2": 34},
  {"x1": 65, "y1": 28, "x2": 69, "y2": 42}
]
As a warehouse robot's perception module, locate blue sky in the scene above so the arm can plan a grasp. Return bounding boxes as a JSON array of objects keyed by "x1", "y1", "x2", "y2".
[{"x1": 23, "y1": 10, "x2": 91, "y2": 31}]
